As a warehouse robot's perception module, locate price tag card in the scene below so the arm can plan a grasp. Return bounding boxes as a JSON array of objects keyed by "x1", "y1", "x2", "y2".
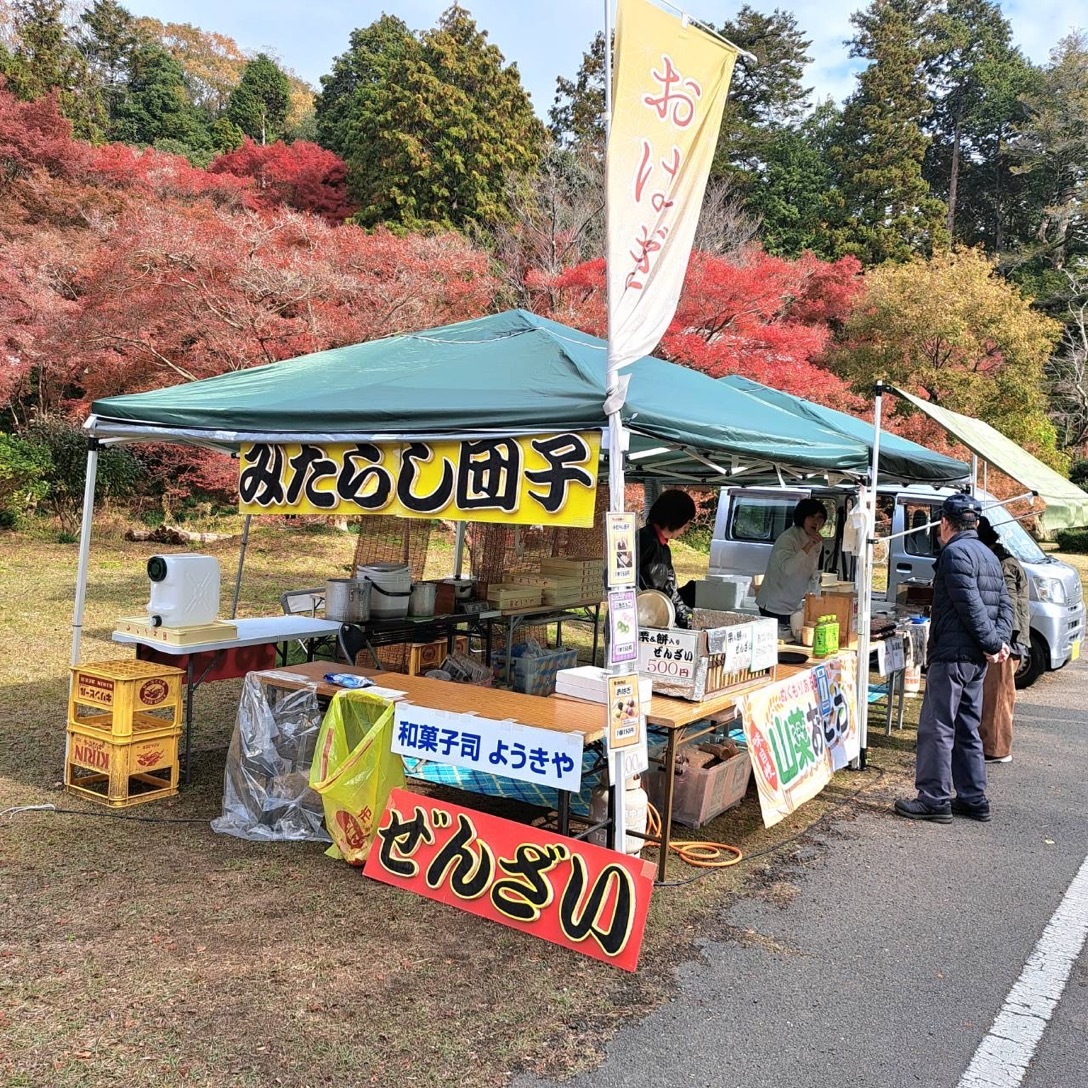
[
  {"x1": 606, "y1": 512, "x2": 637, "y2": 589},
  {"x1": 608, "y1": 588, "x2": 638, "y2": 664},
  {"x1": 606, "y1": 673, "x2": 642, "y2": 750}
]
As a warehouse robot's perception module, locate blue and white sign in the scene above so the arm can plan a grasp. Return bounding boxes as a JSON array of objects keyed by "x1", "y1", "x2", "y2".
[{"x1": 391, "y1": 703, "x2": 584, "y2": 791}]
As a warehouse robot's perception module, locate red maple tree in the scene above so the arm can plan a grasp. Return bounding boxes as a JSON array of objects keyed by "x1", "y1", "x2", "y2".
[{"x1": 209, "y1": 138, "x2": 357, "y2": 223}]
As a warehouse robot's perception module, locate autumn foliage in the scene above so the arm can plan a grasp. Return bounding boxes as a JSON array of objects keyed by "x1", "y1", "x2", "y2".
[
  {"x1": 208, "y1": 138, "x2": 357, "y2": 223},
  {"x1": 536, "y1": 247, "x2": 867, "y2": 412}
]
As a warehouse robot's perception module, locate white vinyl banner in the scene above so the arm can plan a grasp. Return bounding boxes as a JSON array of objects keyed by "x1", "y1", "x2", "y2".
[{"x1": 606, "y1": 0, "x2": 738, "y2": 370}]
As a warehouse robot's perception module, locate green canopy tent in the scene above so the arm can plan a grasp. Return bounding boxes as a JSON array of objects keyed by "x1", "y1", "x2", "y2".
[
  {"x1": 74, "y1": 310, "x2": 967, "y2": 665},
  {"x1": 88, "y1": 310, "x2": 871, "y2": 478},
  {"x1": 893, "y1": 388, "x2": 1088, "y2": 534},
  {"x1": 86, "y1": 310, "x2": 966, "y2": 485},
  {"x1": 718, "y1": 375, "x2": 969, "y2": 486}
]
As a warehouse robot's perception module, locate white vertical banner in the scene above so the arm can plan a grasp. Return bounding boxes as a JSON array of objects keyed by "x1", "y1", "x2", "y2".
[
  {"x1": 606, "y1": 0, "x2": 738, "y2": 371},
  {"x1": 602, "y1": 0, "x2": 737, "y2": 859}
]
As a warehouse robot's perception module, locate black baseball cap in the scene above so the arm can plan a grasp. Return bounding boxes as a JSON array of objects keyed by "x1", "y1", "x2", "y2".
[{"x1": 941, "y1": 493, "x2": 983, "y2": 520}]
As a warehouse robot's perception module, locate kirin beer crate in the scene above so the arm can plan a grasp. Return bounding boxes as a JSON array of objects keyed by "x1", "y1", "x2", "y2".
[
  {"x1": 69, "y1": 660, "x2": 185, "y2": 738},
  {"x1": 65, "y1": 722, "x2": 181, "y2": 808}
]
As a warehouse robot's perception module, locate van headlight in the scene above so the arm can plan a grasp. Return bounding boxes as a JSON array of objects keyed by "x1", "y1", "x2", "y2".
[{"x1": 1036, "y1": 578, "x2": 1066, "y2": 604}]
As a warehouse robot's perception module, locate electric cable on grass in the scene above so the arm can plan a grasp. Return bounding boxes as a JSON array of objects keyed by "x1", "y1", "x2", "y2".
[
  {"x1": 644, "y1": 802, "x2": 744, "y2": 869},
  {"x1": 653, "y1": 764, "x2": 887, "y2": 887}
]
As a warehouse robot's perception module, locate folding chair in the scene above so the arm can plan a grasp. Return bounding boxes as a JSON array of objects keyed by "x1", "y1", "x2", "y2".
[{"x1": 280, "y1": 587, "x2": 337, "y2": 661}]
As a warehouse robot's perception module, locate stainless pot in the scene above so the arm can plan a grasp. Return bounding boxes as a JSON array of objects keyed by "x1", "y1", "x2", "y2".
[
  {"x1": 443, "y1": 576, "x2": 476, "y2": 601},
  {"x1": 325, "y1": 577, "x2": 371, "y2": 623},
  {"x1": 408, "y1": 581, "x2": 437, "y2": 617}
]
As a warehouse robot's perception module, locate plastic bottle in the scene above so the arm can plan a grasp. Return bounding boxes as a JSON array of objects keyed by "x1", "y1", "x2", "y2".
[
  {"x1": 825, "y1": 614, "x2": 840, "y2": 655},
  {"x1": 812, "y1": 615, "x2": 831, "y2": 658}
]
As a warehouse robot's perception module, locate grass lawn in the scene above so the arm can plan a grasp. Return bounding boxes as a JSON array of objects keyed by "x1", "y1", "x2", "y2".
[{"x1": 0, "y1": 521, "x2": 940, "y2": 1087}]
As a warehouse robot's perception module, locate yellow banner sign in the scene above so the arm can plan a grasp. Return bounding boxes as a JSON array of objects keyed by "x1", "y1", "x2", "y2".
[
  {"x1": 606, "y1": 0, "x2": 738, "y2": 369},
  {"x1": 238, "y1": 432, "x2": 600, "y2": 526}
]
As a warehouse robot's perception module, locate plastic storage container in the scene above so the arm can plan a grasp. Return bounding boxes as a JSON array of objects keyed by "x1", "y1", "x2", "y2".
[
  {"x1": 356, "y1": 563, "x2": 411, "y2": 619},
  {"x1": 146, "y1": 553, "x2": 220, "y2": 627}
]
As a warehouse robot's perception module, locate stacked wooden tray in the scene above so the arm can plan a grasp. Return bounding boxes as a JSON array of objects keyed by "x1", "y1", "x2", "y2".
[{"x1": 486, "y1": 583, "x2": 544, "y2": 610}]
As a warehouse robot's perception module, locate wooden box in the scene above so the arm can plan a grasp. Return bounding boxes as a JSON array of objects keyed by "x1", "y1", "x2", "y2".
[
  {"x1": 487, "y1": 584, "x2": 544, "y2": 610},
  {"x1": 804, "y1": 591, "x2": 858, "y2": 640},
  {"x1": 408, "y1": 636, "x2": 469, "y2": 676},
  {"x1": 646, "y1": 748, "x2": 752, "y2": 828}
]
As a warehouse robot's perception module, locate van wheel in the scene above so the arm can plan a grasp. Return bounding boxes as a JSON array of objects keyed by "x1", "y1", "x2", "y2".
[{"x1": 1014, "y1": 633, "x2": 1048, "y2": 689}]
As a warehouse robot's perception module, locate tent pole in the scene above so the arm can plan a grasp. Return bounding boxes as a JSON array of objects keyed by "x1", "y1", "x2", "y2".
[
  {"x1": 855, "y1": 383, "x2": 886, "y2": 768},
  {"x1": 70, "y1": 439, "x2": 100, "y2": 666},
  {"x1": 453, "y1": 521, "x2": 466, "y2": 577},
  {"x1": 970, "y1": 453, "x2": 978, "y2": 493},
  {"x1": 230, "y1": 514, "x2": 252, "y2": 620},
  {"x1": 601, "y1": 1, "x2": 629, "y2": 856}
]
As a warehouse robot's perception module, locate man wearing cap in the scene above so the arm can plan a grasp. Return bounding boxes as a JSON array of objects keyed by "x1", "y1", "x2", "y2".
[{"x1": 894, "y1": 493, "x2": 1013, "y2": 823}]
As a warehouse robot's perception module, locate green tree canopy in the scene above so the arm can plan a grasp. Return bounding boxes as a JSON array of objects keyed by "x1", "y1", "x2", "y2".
[
  {"x1": 833, "y1": 248, "x2": 1064, "y2": 464},
  {"x1": 830, "y1": 0, "x2": 948, "y2": 264},
  {"x1": 225, "y1": 51, "x2": 290, "y2": 144},
  {"x1": 548, "y1": 30, "x2": 606, "y2": 154},
  {"x1": 714, "y1": 4, "x2": 813, "y2": 180},
  {"x1": 76, "y1": 0, "x2": 140, "y2": 125},
  {"x1": 1, "y1": 0, "x2": 106, "y2": 139},
  {"x1": 112, "y1": 40, "x2": 210, "y2": 149},
  {"x1": 315, "y1": 5, "x2": 545, "y2": 231}
]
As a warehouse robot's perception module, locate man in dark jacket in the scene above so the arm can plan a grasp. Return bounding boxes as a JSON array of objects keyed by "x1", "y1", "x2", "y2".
[{"x1": 894, "y1": 493, "x2": 1013, "y2": 823}]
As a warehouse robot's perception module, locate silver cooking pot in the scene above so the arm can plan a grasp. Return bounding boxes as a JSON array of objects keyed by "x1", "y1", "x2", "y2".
[{"x1": 325, "y1": 577, "x2": 371, "y2": 623}]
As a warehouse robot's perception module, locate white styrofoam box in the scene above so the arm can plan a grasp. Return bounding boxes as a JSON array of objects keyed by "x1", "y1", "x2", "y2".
[
  {"x1": 554, "y1": 665, "x2": 653, "y2": 706},
  {"x1": 696, "y1": 577, "x2": 750, "y2": 611}
]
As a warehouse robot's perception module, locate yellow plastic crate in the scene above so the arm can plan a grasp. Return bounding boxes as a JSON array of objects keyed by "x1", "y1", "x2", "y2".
[
  {"x1": 65, "y1": 722, "x2": 181, "y2": 808},
  {"x1": 69, "y1": 660, "x2": 184, "y2": 738}
]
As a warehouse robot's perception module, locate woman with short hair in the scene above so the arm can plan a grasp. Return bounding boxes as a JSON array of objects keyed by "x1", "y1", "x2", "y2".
[{"x1": 755, "y1": 498, "x2": 828, "y2": 622}]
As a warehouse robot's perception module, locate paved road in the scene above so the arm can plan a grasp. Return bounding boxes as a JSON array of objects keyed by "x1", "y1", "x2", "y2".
[{"x1": 517, "y1": 655, "x2": 1088, "y2": 1088}]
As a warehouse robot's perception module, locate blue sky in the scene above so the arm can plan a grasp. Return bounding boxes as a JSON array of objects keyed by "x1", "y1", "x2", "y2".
[{"x1": 127, "y1": 0, "x2": 1085, "y2": 117}]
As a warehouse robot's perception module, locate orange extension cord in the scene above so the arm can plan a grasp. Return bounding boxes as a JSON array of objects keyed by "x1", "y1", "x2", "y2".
[{"x1": 644, "y1": 802, "x2": 744, "y2": 869}]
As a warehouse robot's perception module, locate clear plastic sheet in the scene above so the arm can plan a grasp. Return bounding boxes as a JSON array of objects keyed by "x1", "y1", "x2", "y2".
[{"x1": 211, "y1": 673, "x2": 331, "y2": 843}]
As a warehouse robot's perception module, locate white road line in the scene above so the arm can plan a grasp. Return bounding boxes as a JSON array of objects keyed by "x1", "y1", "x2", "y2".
[{"x1": 958, "y1": 852, "x2": 1088, "y2": 1088}]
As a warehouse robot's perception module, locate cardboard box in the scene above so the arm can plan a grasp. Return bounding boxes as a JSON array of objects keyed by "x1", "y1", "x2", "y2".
[
  {"x1": 638, "y1": 615, "x2": 777, "y2": 701},
  {"x1": 804, "y1": 591, "x2": 858, "y2": 639},
  {"x1": 554, "y1": 665, "x2": 653, "y2": 705},
  {"x1": 645, "y1": 748, "x2": 752, "y2": 828}
]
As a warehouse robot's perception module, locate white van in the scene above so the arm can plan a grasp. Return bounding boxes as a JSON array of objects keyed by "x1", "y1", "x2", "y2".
[{"x1": 708, "y1": 485, "x2": 1085, "y2": 688}]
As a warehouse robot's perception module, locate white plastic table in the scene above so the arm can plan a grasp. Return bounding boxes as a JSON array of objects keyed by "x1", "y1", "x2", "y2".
[{"x1": 112, "y1": 616, "x2": 342, "y2": 781}]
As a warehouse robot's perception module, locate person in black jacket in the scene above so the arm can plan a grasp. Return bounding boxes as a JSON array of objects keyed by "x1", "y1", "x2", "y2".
[
  {"x1": 894, "y1": 493, "x2": 1013, "y2": 824},
  {"x1": 637, "y1": 489, "x2": 696, "y2": 628}
]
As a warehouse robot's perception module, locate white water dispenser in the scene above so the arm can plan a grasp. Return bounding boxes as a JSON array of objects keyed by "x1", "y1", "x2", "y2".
[{"x1": 146, "y1": 553, "x2": 221, "y2": 628}]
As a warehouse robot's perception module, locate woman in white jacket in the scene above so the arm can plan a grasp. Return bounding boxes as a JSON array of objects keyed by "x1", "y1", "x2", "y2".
[{"x1": 755, "y1": 498, "x2": 827, "y2": 622}]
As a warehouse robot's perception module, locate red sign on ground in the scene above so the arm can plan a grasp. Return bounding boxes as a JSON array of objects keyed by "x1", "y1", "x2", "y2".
[{"x1": 364, "y1": 789, "x2": 655, "y2": 972}]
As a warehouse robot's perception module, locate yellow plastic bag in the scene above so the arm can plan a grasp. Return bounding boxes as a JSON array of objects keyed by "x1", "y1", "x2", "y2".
[{"x1": 309, "y1": 690, "x2": 404, "y2": 865}]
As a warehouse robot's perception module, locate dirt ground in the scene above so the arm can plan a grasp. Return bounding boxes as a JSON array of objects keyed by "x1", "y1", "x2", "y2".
[{"x1": 1, "y1": 522, "x2": 936, "y2": 1087}]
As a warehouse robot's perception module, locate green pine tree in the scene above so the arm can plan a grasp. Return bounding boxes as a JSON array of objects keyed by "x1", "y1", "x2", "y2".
[
  {"x1": 112, "y1": 41, "x2": 210, "y2": 150},
  {"x1": 2, "y1": 0, "x2": 106, "y2": 140},
  {"x1": 548, "y1": 31, "x2": 606, "y2": 154},
  {"x1": 76, "y1": 0, "x2": 140, "y2": 126},
  {"x1": 316, "y1": 5, "x2": 545, "y2": 231},
  {"x1": 226, "y1": 52, "x2": 290, "y2": 145},
  {"x1": 831, "y1": 0, "x2": 948, "y2": 264}
]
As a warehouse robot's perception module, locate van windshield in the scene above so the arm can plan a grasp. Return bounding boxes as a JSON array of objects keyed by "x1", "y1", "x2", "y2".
[{"x1": 984, "y1": 505, "x2": 1047, "y2": 563}]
